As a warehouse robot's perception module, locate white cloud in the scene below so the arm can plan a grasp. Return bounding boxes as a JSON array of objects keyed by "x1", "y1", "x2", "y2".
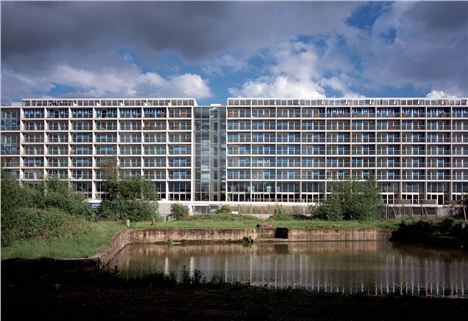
[
  {"x1": 229, "y1": 75, "x2": 325, "y2": 98},
  {"x1": 3, "y1": 64, "x2": 212, "y2": 100},
  {"x1": 271, "y1": 43, "x2": 319, "y2": 81},
  {"x1": 425, "y1": 90, "x2": 459, "y2": 99},
  {"x1": 202, "y1": 54, "x2": 247, "y2": 75},
  {"x1": 229, "y1": 40, "x2": 362, "y2": 98},
  {"x1": 320, "y1": 74, "x2": 365, "y2": 98}
]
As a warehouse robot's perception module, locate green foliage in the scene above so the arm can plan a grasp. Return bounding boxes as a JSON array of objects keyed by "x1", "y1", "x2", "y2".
[
  {"x1": 120, "y1": 200, "x2": 156, "y2": 221},
  {"x1": 1, "y1": 173, "x2": 42, "y2": 214},
  {"x1": 1, "y1": 171, "x2": 94, "y2": 246},
  {"x1": 44, "y1": 176, "x2": 94, "y2": 219},
  {"x1": 312, "y1": 180, "x2": 382, "y2": 221},
  {"x1": 391, "y1": 219, "x2": 467, "y2": 243},
  {"x1": 1, "y1": 172, "x2": 92, "y2": 219},
  {"x1": 96, "y1": 159, "x2": 159, "y2": 221},
  {"x1": 2, "y1": 222, "x2": 125, "y2": 259},
  {"x1": 215, "y1": 205, "x2": 232, "y2": 215},
  {"x1": 187, "y1": 213, "x2": 258, "y2": 222},
  {"x1": 270, "y1": 204, "x2": 290, "y2": 220},
  {"x1": 242, "y1": 235, "x2": 254, "y2": 244},
  {"x1": 312, "y1": 193, "x2": 343, "y2": 220},
  {"x1": 169, "y1": 203, "x2": 190, "y2": 221},
  {"x1": 1, "y1": 207, "x2": 86, "y2": 246}
]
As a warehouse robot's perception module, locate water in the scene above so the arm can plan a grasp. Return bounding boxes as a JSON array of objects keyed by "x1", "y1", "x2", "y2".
[{"x1": 109, "y1": 241, "x2": 468, "y2": 297}]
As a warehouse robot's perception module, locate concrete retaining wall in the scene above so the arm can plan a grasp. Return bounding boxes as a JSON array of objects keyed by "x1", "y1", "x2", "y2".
[
  {"x1": 128, "y1": 228, "x2": 258, "y2": 244},
  {"x1": 96, "y1": 227, "x2": 391, "y2": 265},
  {"x1": 288, "y1": 228, "x2": 391, "y2": 242}
]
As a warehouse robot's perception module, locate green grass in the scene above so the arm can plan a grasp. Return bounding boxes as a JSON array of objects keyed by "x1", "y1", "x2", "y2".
[
  {"x1": 2, "y1": 216, "x2": 401, "y2": 260},
  {"x1": 1, "y1": 221, "x2": 125, "y2": 260},
  {"x1": 131, "y1": 215, "x2": 400, "y2": 230}
]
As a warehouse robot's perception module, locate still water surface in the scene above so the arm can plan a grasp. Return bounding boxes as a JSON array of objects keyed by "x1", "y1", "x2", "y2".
[{"x1": 109, "y1": 242, "x2": 468, "y2": 297}]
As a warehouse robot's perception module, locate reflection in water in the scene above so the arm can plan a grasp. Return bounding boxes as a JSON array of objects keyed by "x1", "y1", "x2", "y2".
[{"x1": 109, "y1": 242, "x2": 468, "y2": 297}]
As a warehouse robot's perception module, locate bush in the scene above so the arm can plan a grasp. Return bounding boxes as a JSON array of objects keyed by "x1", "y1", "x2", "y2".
[
  {"x1": 311, "y1": 193, "x2": 343, "y2": 220},
  {"x1": 270, "y1": 204, "x2": 290, "y2": 220},
  {"x1": 96, "y1": 166, "x2": 159, "y2": 221},
  {"x1": 215, "y1": 205, "x2": 232, "y2": 215},
  {"x1": 1, "y1": 207, "x2": 86, "y2": 246},
  {"x1": 169, "y1": 203, "x2": 190, "y2": 221},
  {"x1": 123, "y1": 201, "x2": 160, "y2": 222},
  {"x1": 1, "y1": 173, "x2": 43, "y2": 215},
  {"x1": 312, "y1": 180, "x2": 382, "y2": 221},
  {"x1": 45, "y1": 191, "x2": 93, "y2": 219}
]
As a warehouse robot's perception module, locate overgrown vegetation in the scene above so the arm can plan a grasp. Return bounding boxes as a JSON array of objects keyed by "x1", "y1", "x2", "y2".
[
  {"x1": 1, "y1": 172, "x2": 94, "y2": 246},
  {"x1": 391, "y1": 218, "x2": 468, "y2": 245},
  {"x1": 215, "y1": 205, "x2": 232, "y2": 215},
  {"x1": 169, "y1": 203, "x2": 190, "y2": 221},
  {"x1": 270, "y1": 204, "x2": 290, "y2": 220},
  {"x1": 311, "y1": 180, "x2": 382, "y2": 221},
  {"x1": 96, "y1": 158, "x2": 160, "y2": 222},
  {"x1": 457, "y1": 194, "x2": 468, "y2": 221},
  {"x1": 1, "y1": 222, "x2": 124, "y2": 259},
  {"x1": 2, "y1": 207, "x2": 87, "y2": 247}
]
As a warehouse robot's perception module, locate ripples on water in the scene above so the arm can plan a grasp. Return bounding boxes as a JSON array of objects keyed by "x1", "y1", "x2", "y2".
[{"x1": 109, "y1": 242, "x2": 468, "y2": 298}]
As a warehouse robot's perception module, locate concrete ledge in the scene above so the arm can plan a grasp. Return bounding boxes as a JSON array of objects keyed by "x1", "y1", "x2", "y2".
[{"x1": 96, "y1": 227, "x2": 392, "y2": 266}]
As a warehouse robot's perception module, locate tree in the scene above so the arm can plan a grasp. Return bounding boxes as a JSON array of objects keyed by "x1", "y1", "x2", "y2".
[
  {"x1": 97, "y1": 158, "x2": 159, "y2": 221},
  {"x1": 43, "y1": 176, "x2": 93, "y2": 219},
  {"x1": 312, "y1": 179, "x2": 382, "y2": 221},
  {"x1": 458, "y1": 194, "x2": 468, "y2": 221},
  {"x1": 169, "y1": 203, "x2": 190, "y2": 221},
  {"x1": 1, "y1": 170, "x2": 92, "y2": 219}
]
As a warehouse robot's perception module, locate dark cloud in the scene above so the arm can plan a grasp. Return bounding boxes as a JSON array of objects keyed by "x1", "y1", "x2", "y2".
[
  {"x1": 1, "y1": 1, "x2": 356, "y2": 65},
  {"x1": 1, "y1": 1, "x2": 466, "y2": 101},
  {"x1": 405, "y1": 1, "x2": 468, "y2": 33},
  {"x1": 360, "y1": 1, "x2": 468, "y2": 96}
]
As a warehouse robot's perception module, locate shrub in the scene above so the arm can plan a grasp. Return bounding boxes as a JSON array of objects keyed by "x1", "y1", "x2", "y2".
[
  {"x1": 97, "y1": 163, "x2": 159, "y2": 221},
  {"x1": 270, "y1": 204, "x2": 290, "y2": 220},
  {"x1": 1, "y1": 207, "x2": 86, "y2": 246},
  {"x1": 169, "y1": 203, "x2": 190, "y2": 221},
  {"x1": 242, "y1": 236, "x2": 254, "y2": 244},
  {"x1": 1, "y1": 173, "x2": 43, "y2": 215},
  {"x1": 312, "y1": 180, "x2": 382, "y2": 221},
  {"x1": 123, "y1": 201, "x2": 160, "y2": 222},
  {"x1": 215, "y1": 205, "x2": 232, "y2": 215},
  {"x1": 45, "y1": 191, "x2": 93, "y2": 219},
  {"x1": 312, "y1": 193, "x2": 343, "y2": 220}
]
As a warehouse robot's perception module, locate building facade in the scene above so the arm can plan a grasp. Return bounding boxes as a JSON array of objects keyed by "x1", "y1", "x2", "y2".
[{"x1": 1, "y1": 97, "x2": 467, "y2": 206}]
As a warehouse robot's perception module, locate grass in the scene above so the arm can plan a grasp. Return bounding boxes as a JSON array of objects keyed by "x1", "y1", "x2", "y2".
[
  {"x1": 1, "y1": 221, "x2": 125, "y2": 260},
  {"x1": 131, "y1": 214, "x2": 401, "y2": 230},
  {"x1": 1, "y1": 214, "x2": 402, "y2": 260}
]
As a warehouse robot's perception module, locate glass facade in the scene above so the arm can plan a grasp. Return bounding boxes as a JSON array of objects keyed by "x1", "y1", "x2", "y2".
[{"x1": 1, "y1": 97, "x2": 468, "y2": 206}]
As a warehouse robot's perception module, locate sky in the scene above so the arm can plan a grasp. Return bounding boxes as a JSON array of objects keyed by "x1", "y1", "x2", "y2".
[{"x1": 1, "y1": 1, "x2": 467, "y2": 105}]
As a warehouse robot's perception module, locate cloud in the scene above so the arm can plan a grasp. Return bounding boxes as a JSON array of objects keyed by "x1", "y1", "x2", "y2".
[
  {"x1": 425, "y1": 90, "x2": 459, "y2": 99},
  {"x1": 320, "y1": 74, "x2": 365, "y2": 98},
  {"x1": 3, "y1": 64, "x2": 211, "y2": 101},
  {"x1": 229, "y1": 75, "x2": 325, "y2": 98},
  {"x1": 1, "y1": 1, "x2": 466, "y2": 101},
  {"x1": 356, "y1": 1, "x2": 468, "y2": 96},
  {"x1": 229, "y1": 40, "x2": 360, "y2": 98}
]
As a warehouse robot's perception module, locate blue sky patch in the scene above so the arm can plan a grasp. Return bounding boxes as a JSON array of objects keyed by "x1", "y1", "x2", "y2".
[{"x1": 346, "y1": 1, "x2": 392, "y2": 32}]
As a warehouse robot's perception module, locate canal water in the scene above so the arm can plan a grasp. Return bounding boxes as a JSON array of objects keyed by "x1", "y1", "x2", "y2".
[{"x1": 109, "y1": 241, "x2": 468, "y2": 297}]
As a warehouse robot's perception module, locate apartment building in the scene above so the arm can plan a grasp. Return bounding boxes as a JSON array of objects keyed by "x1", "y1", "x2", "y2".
[{"x1": 1, "y1": 97, "x2": 467, "y2": 206}]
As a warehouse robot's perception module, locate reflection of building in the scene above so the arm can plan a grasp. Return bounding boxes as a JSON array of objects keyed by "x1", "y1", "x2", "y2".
[
  {"x1": 1, "y1": 97, "x2": 468, "y2": 206},
  {"x1": 111, "y1": 243, "x2": 468, "y2": 297}
]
